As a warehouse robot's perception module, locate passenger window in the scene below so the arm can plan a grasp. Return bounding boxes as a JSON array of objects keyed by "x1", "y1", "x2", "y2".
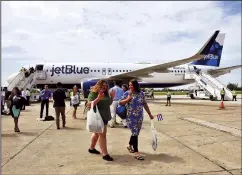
[
  {"x1": 116, "y1": 70, "x2": 118, "y2": 72},
  {"x1": 91, "y1": 70, "x2": 93, "y2": 72},
  {"x1": 126, "y1": 70, "x2": 128, "y2": 72},
  {"x1": 120, "y1": 70, "x2": 122, "y2": 72},
  {"x1": 98, "y1": 70, "x2": 100, "y2": 72},
  {"x1": 94, "y1": 70, "x2": 96, "y2": 72}
]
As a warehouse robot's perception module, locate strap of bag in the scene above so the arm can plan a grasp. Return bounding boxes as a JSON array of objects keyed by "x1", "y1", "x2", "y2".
[
  {"x1": 150, "y1": 119, "x2": 155, "y2": 129},
  {"x1": 91, "y1": 101, "x2": 94, "y2": 110},
  {"x1": 91, "y1": 101, "x2": 100, "y2": 114}
]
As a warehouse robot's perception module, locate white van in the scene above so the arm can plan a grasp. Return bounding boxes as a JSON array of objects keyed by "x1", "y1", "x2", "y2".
[{"x1": 30, "y1": 88, "x2": 41, "y2": 102}]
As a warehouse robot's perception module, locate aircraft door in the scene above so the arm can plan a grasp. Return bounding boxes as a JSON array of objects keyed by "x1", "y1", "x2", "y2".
[
  {"x1": 35, "y1": 64, "x2": 47, "y2": 80},
  {"x1": 102, "y1": 68, "x2": 106, "y2": 75}
]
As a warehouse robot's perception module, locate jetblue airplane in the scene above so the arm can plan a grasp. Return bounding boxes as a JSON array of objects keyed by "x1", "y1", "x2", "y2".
[{"x1": 6, "y1": 31, "x2": 242, "y2": 97}]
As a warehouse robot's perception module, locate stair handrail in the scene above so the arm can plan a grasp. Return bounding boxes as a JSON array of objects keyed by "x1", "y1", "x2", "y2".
[
  {"x1": 192, "y1": 72, "x2": 220, "y2": 98},
  {"x1": 202, "y1": 72, "x2": 233, "y2": 100},
  {"x1": 21, "y1": 73, "x2": 36, "y2": 90},
  {"x1": 203, "y1": 72, "x2": 232, "y2": 92},
  {"x1": 7, "y1": 72, "x2": 23, "y2": 90}
]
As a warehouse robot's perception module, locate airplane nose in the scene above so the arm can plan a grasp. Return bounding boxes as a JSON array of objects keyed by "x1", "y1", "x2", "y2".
[{"x1": 7, "y1": 72, "x2": 19, "y2": 84}]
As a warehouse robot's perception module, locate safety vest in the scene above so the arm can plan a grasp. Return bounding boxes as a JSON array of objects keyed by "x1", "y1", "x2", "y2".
[
  {"x1": 220, "y1": 90, "x2": 225, "y2": 95},
  {"x1": 70, "y1": 91, "x2": 73, "y2": 98},
  {"x1": 167, "y1": 92, "x2": 171, "y2": 97},
  {"x1": 232, "y1": 90, "x2": 237, "y2": 96}
]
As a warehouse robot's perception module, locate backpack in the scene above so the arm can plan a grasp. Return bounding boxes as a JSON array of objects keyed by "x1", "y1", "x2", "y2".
[{"x1": 44, "y1": 116, "x2": 55, "y2": 121}]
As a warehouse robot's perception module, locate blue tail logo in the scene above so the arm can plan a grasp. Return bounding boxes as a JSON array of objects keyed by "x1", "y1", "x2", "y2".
[{"x1": 191, "y1": 33, "x2": 225, "y2": 67}]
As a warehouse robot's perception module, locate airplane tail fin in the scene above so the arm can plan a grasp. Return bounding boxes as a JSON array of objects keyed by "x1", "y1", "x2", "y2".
[{"x1": 191, "y1": 33, "x2": 225, "y2": 67}]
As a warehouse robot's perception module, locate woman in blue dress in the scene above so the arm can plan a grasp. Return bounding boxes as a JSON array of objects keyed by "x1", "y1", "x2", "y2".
[
  {"x1": 8, "y1": 87, "x2": 23, "y2": 132},
  {"x1": 119, "y1": 79, "x2": 154, "y2": 160}
]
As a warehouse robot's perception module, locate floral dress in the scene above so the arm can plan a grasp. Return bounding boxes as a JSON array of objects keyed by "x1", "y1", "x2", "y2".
[{"x1": 123, "y1": 91, "x2": 147, "y2": 136}]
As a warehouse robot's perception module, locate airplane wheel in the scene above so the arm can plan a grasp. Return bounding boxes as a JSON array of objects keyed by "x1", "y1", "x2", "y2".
[
  {"x1": 209, "y1": 95, "x2": 214, "y2": 101},
  {"x1": 190, "y1": 94, "x2": 195, "y2": 99}
]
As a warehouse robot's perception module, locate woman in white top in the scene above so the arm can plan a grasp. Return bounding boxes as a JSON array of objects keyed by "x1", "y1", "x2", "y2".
[{"x1": 70, "y1": 85, "x2": 80, "y2": 119}]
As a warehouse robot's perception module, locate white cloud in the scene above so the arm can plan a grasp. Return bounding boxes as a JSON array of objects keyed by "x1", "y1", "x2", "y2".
[{"x1": 1, "y1": 1, "x2": 241, "y2": 87}]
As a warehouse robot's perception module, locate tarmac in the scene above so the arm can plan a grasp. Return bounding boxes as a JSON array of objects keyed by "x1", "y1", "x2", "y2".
[{"x1": 1, "y1": 95, "x2": 241, "y2": 175}]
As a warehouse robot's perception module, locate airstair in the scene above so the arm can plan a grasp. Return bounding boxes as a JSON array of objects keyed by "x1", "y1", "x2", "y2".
[
  {"x1": 185, "y1": 71, "x2": 233, "y2": 101},
  {"x1": 7, "y1": 71, "x2": 38, "y2": 92}
]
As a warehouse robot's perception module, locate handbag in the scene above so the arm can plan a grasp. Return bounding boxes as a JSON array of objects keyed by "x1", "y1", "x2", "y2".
[
  {"x1": 86, "y1": 101, "x2": 104, "y2": 133},
  {"x1": 116, "y1": 104, "x2": 127, "y2": 119},
  {"x1": 150, "y1": 120, "x2": 158, "y2": 151}
]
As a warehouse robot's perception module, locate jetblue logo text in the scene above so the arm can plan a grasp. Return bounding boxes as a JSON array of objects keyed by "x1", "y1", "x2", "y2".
[
  {"x1": 51, "y1": 65, "x2": 90, "y2": 76},
  {"x1": 204, "y1": 54, "x2": 219, "y2": 60}
]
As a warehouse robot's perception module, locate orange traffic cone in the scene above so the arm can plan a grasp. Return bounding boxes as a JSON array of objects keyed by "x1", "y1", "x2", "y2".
[{"x1": 219, "y1": 101, "x2": 225, "y2": 109}]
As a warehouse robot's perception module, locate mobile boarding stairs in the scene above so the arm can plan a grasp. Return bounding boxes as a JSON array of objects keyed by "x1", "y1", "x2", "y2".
[
  {"x1": 185, "y1": 71, "x2": 233, "y2": 101},
  {"x1": 7, "y1": 67, "x2": 47, "y2": 92}
]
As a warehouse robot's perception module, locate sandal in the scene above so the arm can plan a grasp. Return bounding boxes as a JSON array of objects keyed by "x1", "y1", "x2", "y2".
[
  {"x1": 134, "y1": 155, "x2": 144, "y2": 160},
  {"x1": 127, "y1": 146, "x2": 135, "y2": 153}
]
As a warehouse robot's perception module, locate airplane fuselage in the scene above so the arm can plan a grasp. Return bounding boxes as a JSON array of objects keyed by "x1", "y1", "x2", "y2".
[{"x1": 29, "y1": 63, "x2": 210, "y2": 88}]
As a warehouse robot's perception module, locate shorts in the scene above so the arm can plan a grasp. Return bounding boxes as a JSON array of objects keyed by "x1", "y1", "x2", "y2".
[
  {"x1": 167, "y1": 97, "x2": 171, "y2": 100},
  {"x1": 73, "y1": 104, "x2": 79, "y2": 109},
  {"x1": 103, "y1": 119, "x2": 108, "y2": 125}
]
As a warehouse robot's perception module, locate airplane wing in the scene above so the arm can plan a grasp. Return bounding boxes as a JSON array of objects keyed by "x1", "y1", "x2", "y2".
[
  {"x1": 103, "y1": 30, "x2": 220, "y2": 81},
  {"x1": 208, "y1": 65, "x2": 242, "y2": 77}
]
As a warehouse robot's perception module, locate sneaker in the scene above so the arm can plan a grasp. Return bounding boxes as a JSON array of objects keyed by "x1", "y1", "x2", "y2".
[
  {"x1": 103, "y1": 154, "x2": 113, "y2": 161},
  {"x1": 88, "y1": 148, "x2": 100, "y2": 154},
  {"x1": 122, "y1": 119, "x2": 127, "y2": 127},
  {"x1": 39, "y1": 118, "x2": 45, "y2": 121},
  {"x1": 109, "y1": 119, "x2": 115, "y2": 128}
]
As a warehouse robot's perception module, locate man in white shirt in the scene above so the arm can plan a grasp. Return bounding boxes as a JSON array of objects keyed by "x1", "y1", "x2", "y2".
[
  {"x1": 26, "y1": 89, "x2": 31, "y2": 106},
  {"x1": 21, "y1": 89, "x2": 27, "y2": 110},
  {"x1": 109, "y1": 81, "x2": 124, "y2": 128}
]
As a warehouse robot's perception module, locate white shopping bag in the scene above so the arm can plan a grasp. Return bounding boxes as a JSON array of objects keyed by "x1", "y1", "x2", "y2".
[
  {"x1": 150, "y1": 119, "x2": 158, "y2": 151},
  {"x1": 86, "y1": 101, "x2": 104, "y2": 133}
]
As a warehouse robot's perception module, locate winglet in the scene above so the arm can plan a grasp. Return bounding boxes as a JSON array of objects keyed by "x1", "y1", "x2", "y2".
[{"x1": 197, "y1": 30, "x2": 220, "y2": 55}]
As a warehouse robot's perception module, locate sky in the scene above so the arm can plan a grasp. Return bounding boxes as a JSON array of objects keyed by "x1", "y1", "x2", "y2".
[{"x1": 1, "y1": 1, "x2": 241, "y2": 88}]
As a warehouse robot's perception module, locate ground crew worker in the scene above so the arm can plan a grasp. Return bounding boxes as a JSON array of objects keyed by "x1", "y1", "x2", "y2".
[
  {"x1": 220, "y1": 88, "x2": 225, "y2": 101},
  {"x1": 232, "y1": 89, "x2": 237, "y2": 101},
  {"x1": 166, "y1": 90, "x2": 171, "y2": 106}
]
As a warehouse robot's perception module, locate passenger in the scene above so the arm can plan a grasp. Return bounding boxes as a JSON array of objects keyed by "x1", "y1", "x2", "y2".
[
  {"x1": 166, "y1": 90, "x2": 171, "y2": 106},
  {"x1": 53, "y1": 82, "x2": 67, "y2": 129},
  {"x1": 232, "y1": 89, "x2": 237, "y2": 101},
  {"x1": 120, "y1": 84, "x2": 129, "y2": 128},
  {"x1": 29, "y1": 67, "x2": 35, "y2": 74},
  {"x1": 39, "y1": 85, "x2": 52, "y2": 121},
  {"x1": 220, "y1": 88, "x2": 225, "y2": 101},
  {"x1": 21, "y1": 88, "x2": 27, "y2": 110},
  {"x1": 87, "y1": 80, "x2": 115, "y2": 161},
  {"x1": 109, "y1": 81, "x2": 124, "y2": 128},
  {"x1": 70, "y1": 85, "x2": 80, "y2": 119},
  {"x1": 119, "y1": 79, "x2": 154, "y2": 160},
  {"x1": 1, "y1": 88, "x2": 5, "y2": 115},
  {"x1": 151, "y1": 88, "x2": 154, "y2": 99},
  {"x1": 8, "y1": 87, "x2": 24, "y2": 132},
  {"x1": 26, "y1": 88, "x2": 31, "y2": 106}
]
